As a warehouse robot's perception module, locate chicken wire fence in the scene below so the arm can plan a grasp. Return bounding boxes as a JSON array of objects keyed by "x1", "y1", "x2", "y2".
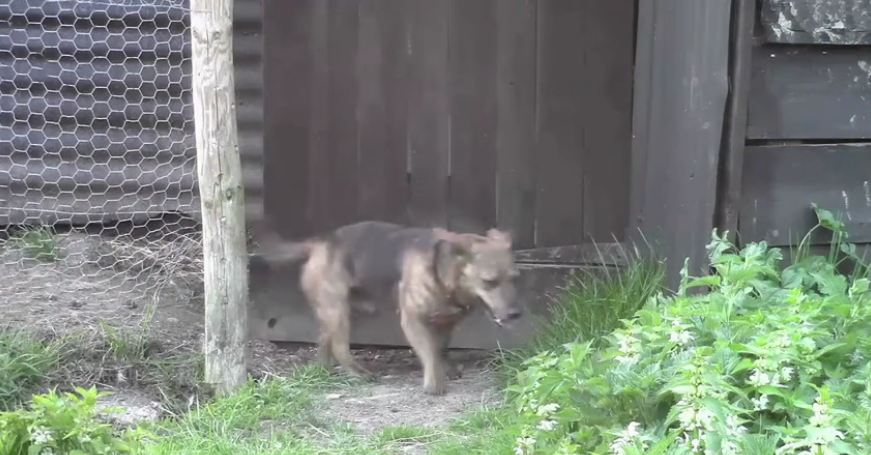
[{"x1": 0, "y1": 0, "x2": 204, "y2": 313}]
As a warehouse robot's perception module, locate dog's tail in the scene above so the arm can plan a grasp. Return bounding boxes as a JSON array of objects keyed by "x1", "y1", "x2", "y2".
[{"x1": 250, "y1": 240, "x2": 316, "y2": 265}]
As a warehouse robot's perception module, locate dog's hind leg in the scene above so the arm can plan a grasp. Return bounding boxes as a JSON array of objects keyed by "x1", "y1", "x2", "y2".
[{"x1": 324, "y1": 297, "x2": 373, "y2": 378}]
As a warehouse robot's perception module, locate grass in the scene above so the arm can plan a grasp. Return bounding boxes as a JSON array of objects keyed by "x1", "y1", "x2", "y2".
[
  {"x1": 0, "y1": 330, "x2": 62, "y2": 409},
  {"x1": 498, "y1": 247, "x2": 665, "y2": 380},
  {"x1": 6, "y1": 226, "x2": 58, "y2": 262},
  {"x1": 143, "y1": 366, "x2": 377, "y2": 455}
]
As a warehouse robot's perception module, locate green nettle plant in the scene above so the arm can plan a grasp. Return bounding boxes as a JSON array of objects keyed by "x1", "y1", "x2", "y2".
[
  {"x1": 507, "y1": 207, "x2": 871, "y2": 455},
  {"x1": 0, "y1": 387, "x2": 148, "y2": 455}
]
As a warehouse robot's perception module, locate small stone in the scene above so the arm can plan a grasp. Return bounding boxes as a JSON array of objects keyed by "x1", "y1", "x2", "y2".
[{"x1": 326, "y1": 393, "x2": 343, "y2": 400}]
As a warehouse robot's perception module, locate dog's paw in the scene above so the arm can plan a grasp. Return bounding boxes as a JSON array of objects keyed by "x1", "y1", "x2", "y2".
[
  {"x1": 445, "y1": 364, "x2": 463, "y2": 380},
  {"x1": 423, "y1": 379, "x2": 447, "y2": 396}
]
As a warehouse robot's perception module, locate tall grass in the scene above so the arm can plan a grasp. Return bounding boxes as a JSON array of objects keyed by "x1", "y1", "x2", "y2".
[
  {"x1": 0, "y1": 331, "x2": 61, "y2": 409},
  {"x1": 499, "y1": 245, "x2": 665, "y2": 378}
]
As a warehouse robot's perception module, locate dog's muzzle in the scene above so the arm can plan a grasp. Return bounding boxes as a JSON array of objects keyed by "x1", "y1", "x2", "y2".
[{"x1": 492, "y1": 309, "x2": 523, "y2": 327}]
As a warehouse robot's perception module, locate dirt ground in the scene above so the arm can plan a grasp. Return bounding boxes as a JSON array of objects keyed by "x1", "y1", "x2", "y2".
[{"x1": 0, "y1": 231, "x2": 501, "y2": 434}]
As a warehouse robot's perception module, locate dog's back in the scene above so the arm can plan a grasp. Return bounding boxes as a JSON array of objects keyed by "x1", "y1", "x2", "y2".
[{"x1": 332, "y1": 221, "x2": 438, "y2": 305}]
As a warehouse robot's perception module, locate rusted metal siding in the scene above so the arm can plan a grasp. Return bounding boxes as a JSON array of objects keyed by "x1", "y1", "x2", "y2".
[{"x1": 0, "y1": 0, "x2": 263, "y2": 226}]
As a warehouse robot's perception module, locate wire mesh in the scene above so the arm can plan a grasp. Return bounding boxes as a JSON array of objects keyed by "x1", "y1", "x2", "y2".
[{"x1": 0, "y1": 0, "x2": 203, "y2": 322}]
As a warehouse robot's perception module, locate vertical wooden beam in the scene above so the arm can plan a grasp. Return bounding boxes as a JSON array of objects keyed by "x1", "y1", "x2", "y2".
[
  {"x1": 628, "y1": 0, "x2": 733, "y2": 288},
  {"x1": 716, "y1": 0, "x2": 755, "y2": 242},
  {"x1": 191, "y1": 0, "x2": 248, "y2": 395}
]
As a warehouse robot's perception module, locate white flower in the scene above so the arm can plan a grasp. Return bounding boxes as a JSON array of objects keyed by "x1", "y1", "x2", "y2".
[
  {"x1": 722, "y1": 440, "x2": 741, "y2": 455},
  {"x1": 780, "y1": 366, "x2": 794, "y2": 382},
  {"x1": 514, "y1": 436, "x2": 536, "y2": 455},
  {"x1": 810, "y1": 397, "x2": 832, "y2": 427},
  {"x1": 537, "y1": 419, "x2": 558, "y2": 431},
  {"x1": 610, "y1": 421, "x2": 645, "y2": 455},
  {"x1": 624, "y1": 421, "x2": 641, "y2": 438},
  {"x1": 30, "y1": 427, "x2": 53, "y2": 445},
  {"x1": 726, "y1": 414, "x2": 747, "y2": 436},
  {"x1": 751, "y1": 394, "x2": 770, "y2": 411},
  {"x1": 670, "y1": 330, "x2": 694, "y2": 346},
  {"x1": 748, "y1": 369, "x2": 771, "y2": 387},
  {"x1": 536, "y1": 402, "x2": 560, "y2": 416},
  {"x1": 40, "y1": 450, "x2": 54, "y2": 455}
]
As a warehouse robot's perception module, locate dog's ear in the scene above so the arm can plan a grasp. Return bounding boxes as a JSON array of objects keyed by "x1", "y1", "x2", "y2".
[
  {"x1": 433, "y1": 239, "x2": 470, "y2": 290},
  {"x1": 486, "y1": 228, "x2": 512, "y2": 247}
]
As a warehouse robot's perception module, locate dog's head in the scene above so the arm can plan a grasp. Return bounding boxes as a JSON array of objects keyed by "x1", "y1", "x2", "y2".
[{"x1": 433, "y1": 228, "x2": 522, "y2": 327}]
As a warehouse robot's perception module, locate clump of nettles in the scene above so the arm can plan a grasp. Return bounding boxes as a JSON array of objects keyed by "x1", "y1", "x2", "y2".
[{"x1": 508, "y1": 208, "x2": 871, "y2": 455}]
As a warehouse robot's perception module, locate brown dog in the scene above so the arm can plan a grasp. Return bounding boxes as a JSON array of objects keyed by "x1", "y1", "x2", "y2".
[{"x1": 252, "y1": 221, "x2": 523, "y2": 395}]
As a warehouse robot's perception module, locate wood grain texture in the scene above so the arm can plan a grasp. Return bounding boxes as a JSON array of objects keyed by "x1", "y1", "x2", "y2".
[
  {"x1": 747, "y1": 45, "x2": 871, "y2": 140},
  {"x1": 579, "y1": 0, "x2": 634, "y2": 242},
  {"x1": 495, "y1": 0, "x2": 537, "y2": 249},
  {"x1": 262, "y1": 0, "x2": 313, "y2": 238},
  {"x1": 628, "y1": 0, "x2": 731, "y2": 287},
  {"x1": 406, "y1": 0, "x2": 450, "y2": 228},
  {"x1": 191, "y1": 0, "x2": 248, "y2": 395},
  {"x1": 740, "y1": 143, "x2": 871, "y2": 245},
  {"x1": 447, "y1": 0, "x2": 498, "y2": 234},
  {"x1": 355, "y1": 0, "x2": 409, "y2": 225},
  {"x1": 534, "y1": 0, "x2": 587, "y2": 247}
]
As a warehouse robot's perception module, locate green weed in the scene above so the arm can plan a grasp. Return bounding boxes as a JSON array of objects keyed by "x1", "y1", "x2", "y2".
[
  {"x1": 0, "y1": 386, "x2": 148, "y2": 454},
  {"x1": 0, "y1": 331, "x2": 61, "y2": 410},
  {"x1": 8, "y1": 227, "x2": 58, "y2": 262}
]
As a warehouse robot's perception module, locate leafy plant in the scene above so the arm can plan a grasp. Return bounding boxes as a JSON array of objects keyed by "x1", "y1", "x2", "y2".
[
  {"x1": 0, "y1": 386, "x2": 148, "y2": 455},
  {"x1": 504, "y1": 208, "x2": 871, "y2": 454}
]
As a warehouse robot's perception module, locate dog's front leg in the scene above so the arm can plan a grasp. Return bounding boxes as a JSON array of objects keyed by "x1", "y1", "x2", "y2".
[
  {"x1": 400, "y1": 311, "x2": 446, "y2": 395},
  {"x1": 436, "y1": 330, "x2": 461, "y2": 380}
]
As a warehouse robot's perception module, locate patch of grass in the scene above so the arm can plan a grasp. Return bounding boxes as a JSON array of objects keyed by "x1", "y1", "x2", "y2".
[
  {"x1": 0, "y1": 330, "x2": 62, "y2": 409},
  {"x1": 409, "y1": 253, "x2": 667, "y2": 453},
  {"x1": 498, "y1": 245, "x2": 665, "y2": 379},
  {"x1": 144, "y1": 366, "x2": 373, "y2": 455},
  {"x1": 8, "y1": 226, "x2": 58, "y2": 262},
  {"x1": 374, "y1": 424, "x2": 442, "y2": 453}
]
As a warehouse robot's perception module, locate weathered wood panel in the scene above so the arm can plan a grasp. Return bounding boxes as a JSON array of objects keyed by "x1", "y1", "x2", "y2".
[
  {"x1": 322, "y1": 0, "x2": 360, "y2": 229},
  {"x1": 740, "y1": 143, "x2": 871, "y2": 245},
  {"x1": 746, "y1": 45, "x2": 871, "y2": 140},
  {"x1": 355, "y1": 0, "x2": 409, "y2": 225},
  {"x1": 448, "y1": 0, "x2": 498, "y2": 233},
  {"x1": 262, "y1": 0, "x2": 312, "y2": 237},
  {"x1": 579, "y1": 0, "x2": 634, "y2": 242},
  {"x1": 495, "y1": 0, "x2": 537, "y2": 249},
  {"x1": 405, "y1": 0, "x2": 450, "y2": 228},
  {"x1": 716, "y1": 0, "x2": 755, "y2": 238},
  {"x1": 534, "y1": 0, "x2": 587, "y2": 247},
  {"x1": 249, "y1": 259, "x2": 580, "y2": 349},
  {"x1": 628, "y1": 0, "x2": 731, "y2": 287},
  {"x1": 760, "y1": 0, "x2": 871, "y2": 45},
  {"x1": 257, "y1": 0, "x2": 638, "y2": 348}
]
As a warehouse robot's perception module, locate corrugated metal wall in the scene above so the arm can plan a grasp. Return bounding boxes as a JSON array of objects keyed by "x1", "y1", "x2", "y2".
[
  {"x1": 234, "y1": 0, "x2": 263, "y2": 222},
  {"x1": 0, "y1": 0, "x2": 263, "y2": 226}
]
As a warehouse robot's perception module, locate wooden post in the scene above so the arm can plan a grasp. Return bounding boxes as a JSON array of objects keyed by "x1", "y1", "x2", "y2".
[{"x1": 190, "y1": 0, "x2": 248, "y2": 395}]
